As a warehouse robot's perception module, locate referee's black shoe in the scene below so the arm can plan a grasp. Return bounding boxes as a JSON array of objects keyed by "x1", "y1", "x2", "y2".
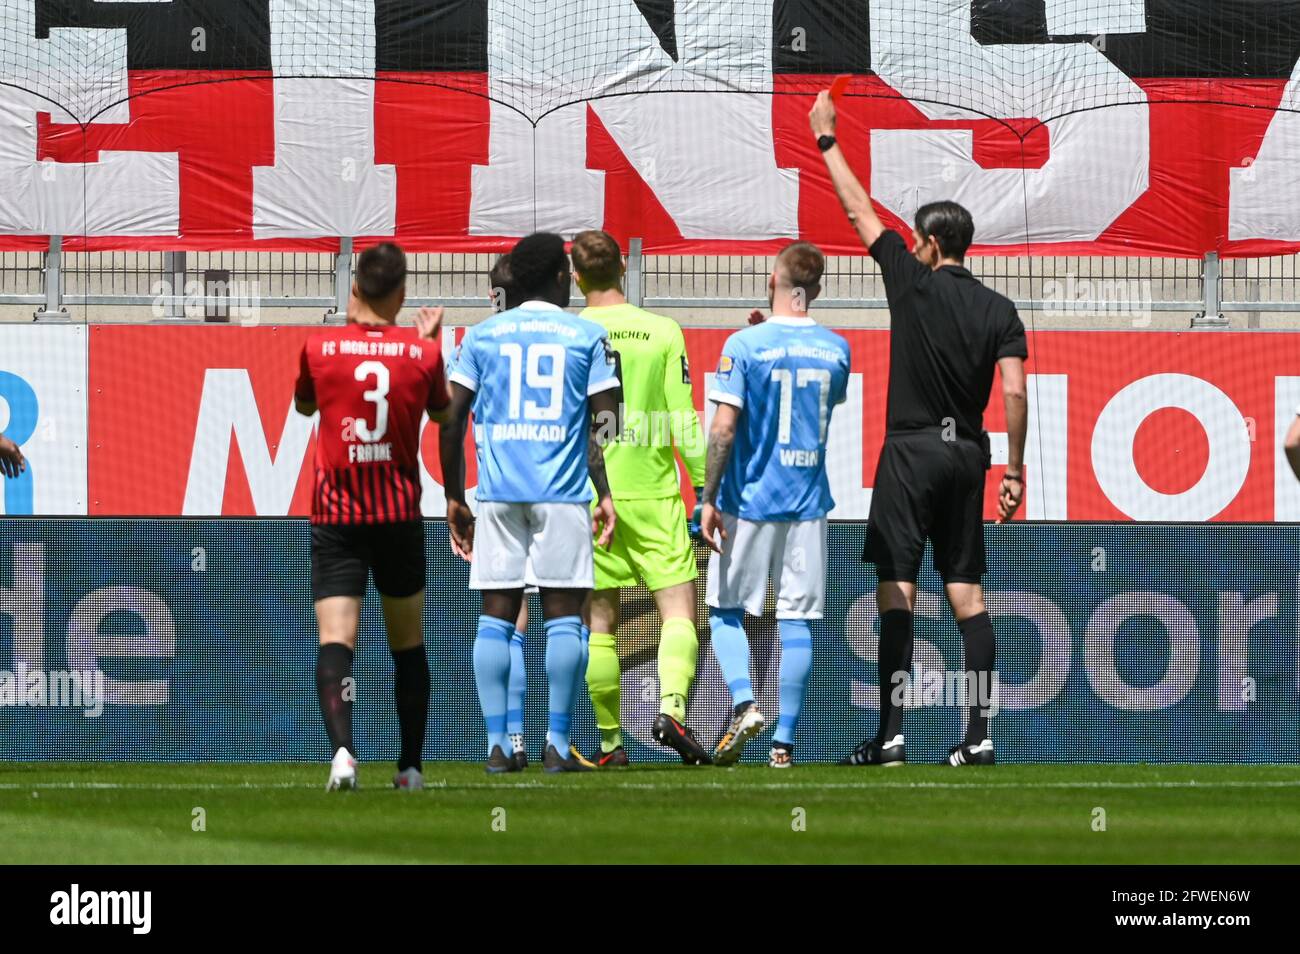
[
  {"x1": 839, "y1": 734, "x2": 906, "y2": 766},
  {"x1": 653, "y1": 713, "x2": 712, "y2": 765},
  {"x1": 947, "y1": 739, "x2": 995, "y2": 766}
]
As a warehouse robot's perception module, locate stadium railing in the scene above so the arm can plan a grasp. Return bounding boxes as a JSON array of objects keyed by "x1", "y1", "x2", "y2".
[{"x1": 3, "y1": 236, "x2": 1298, "y2": 328}]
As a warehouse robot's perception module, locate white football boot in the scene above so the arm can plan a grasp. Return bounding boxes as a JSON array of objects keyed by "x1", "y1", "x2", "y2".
[
  {"x1": 326, "y1": 748, "x2": 358, "y2": 791},
  {"x1": 712, "y1": 704, "x2": 766, "y2": 766},
  {"x1": 392, "y1": 767, "x2": 424, "y2": 790}
]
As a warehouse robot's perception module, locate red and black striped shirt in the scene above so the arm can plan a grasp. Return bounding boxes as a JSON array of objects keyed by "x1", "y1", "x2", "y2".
[{"x1": 295, "y1": 322, "x2": 448, "y2": 525}]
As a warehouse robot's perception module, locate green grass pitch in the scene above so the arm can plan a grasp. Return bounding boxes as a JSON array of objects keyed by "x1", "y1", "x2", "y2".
[{"x1": 3, "y1": 763, "x2": 1299, "y2": 864}]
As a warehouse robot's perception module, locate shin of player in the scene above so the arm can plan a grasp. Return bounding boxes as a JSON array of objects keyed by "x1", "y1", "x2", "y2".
[
  {"x1": 439, "y1": 232, "x2": 622, "y2": 774},
  {"x1": 699, "y1": 242, "x2": 851, "y2": 768},
  {"x1": 487, "y1": 253, "x2": 538, "y2": 770},
  {"x1": 294, "y1": 243, "x2": 450, "y2": 792}
]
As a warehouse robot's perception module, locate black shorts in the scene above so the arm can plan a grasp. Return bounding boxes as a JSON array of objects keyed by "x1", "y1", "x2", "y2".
[
  {"x1": 310, "y1": 521, "x2": 426, "y2": 601},
  {"x1": 864, "y1": 431, "x2": 988, "y2": 584}
]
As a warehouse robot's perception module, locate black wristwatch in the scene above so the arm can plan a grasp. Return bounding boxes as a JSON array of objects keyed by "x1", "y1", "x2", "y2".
[{"x1": 817, "y1": 134, "x2": 837, "y2": 153}]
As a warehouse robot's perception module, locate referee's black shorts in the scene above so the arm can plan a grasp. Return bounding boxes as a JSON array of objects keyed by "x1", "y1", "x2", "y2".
[
  {"x1": 864, "y1": 430, "x2": 989, "y2": 584},
  {"x1": 310, "y1": 520, "x2": 426, "y2": 601}
]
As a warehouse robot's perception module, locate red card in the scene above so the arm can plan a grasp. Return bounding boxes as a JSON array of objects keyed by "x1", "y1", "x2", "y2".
[{"x1": 830, "y1": 74, "x2": 853, "y2": 100}]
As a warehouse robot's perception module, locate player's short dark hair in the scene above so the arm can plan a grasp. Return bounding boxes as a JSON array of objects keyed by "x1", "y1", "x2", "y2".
[
  {"x1": 775, "y1": 241, "x2": 824, "y2": 296},
  {"x1": 571, "y1": 230, "x2": 623, "y2": 291},
  {"x1": 355, "y1": 242, "x2": 407, "y2": 302},
  {"x1": 915, "y1": 201, "x2": 975, "y2": 262},
  {"x1": 508, "y1": 232, "x2": 570, "y2": 301},
  {"x1": 489, "y1": 253, "x2": 520, "y2": 311}
]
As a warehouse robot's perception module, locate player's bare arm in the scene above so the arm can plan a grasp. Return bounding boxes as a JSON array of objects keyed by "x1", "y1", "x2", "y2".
[
  {"x1": 998, "y1": 356, "x2": 1028, "y2": 523},
  {"x1": 1285, "y1": 415, "x2": 1300, "y2": 482},
  {"x1": 810, "y1": 90, "x2": 886, "y2": 250},
  {"x1": 414, "y1": 305, "x2": 453, "y2": 423},
  {"x1": 589, "y1": 386, "x2": 621, "y2": 548},
  {"x1": 700, "y1": 402, "x2": 739, "y2": 554},
  {"x1": 439, "y1": 381, "x2": 476, "y2": 556},
  {"x1": 0, "y1": 433, "x2": 26, "y2": 479}
]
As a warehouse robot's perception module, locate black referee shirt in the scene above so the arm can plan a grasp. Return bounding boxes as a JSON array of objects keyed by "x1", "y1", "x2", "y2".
[{"x1": 870, "y1": 229, "x2": 1028, "y2": 441}]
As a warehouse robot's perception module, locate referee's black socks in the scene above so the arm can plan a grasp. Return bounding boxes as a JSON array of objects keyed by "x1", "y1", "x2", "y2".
[
  {"x1": 876, "y1": 609, "x2": 914, "y2": 743},
  {"x1": 316, "y1": 643, "x2": 355, "y2": 756},
  {"x1": 957, "y1": 611, "x2": 997, "y2": 745},
  {"x1": 392, "y1": 645, "x2": 430, "y2": 772}
]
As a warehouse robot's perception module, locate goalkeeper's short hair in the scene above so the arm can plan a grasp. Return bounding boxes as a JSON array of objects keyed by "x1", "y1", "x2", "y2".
[{"x1": 572, "y1": 230, "x2": 623, "y2": 292}]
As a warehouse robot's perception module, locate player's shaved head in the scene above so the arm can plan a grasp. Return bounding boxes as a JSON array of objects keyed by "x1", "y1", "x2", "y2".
[
  {"x1": 774, "y1": 241, "x2": 824, "y2": 301},
  {"x1": 915, "y1": 201, "x2": 974, "y2": 262},
  {"x1": 571, "y1": 230, "x2": 624, "y2": 292},
  {"x1": 355, "y1": 242, "x2": 407, "y2": 304},
  {"x1": 509, "y1": 232, "x2": 571, "y2": 307}
]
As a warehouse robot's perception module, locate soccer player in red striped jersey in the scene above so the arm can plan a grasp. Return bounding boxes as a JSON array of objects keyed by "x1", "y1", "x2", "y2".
[{"x1": 293, "y1": 242, "x2": 450, "y2": 792}]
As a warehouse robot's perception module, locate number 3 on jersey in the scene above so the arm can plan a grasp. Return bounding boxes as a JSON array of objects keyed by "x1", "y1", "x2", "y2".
[
  {"x1": 354, "y1": 360, "x2": 389, "y2": 442},
  {"x1": 500, "y1": 342, "x2": 566, "y2": 421}
]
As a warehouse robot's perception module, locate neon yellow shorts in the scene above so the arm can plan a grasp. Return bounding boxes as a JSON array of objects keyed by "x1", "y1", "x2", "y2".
[{"x1": 593, "y1": 495, "x2": 698, "y2": 592}]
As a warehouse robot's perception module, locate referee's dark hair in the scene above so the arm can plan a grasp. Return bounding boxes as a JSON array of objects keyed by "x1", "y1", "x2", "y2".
[
  {"x1": 355, "y1": 242, "x2": 407, "y2": 304},
  {"x1": 775, "y1": 240, "x2": 824, "y2": 303},
  {"x1": 509, "y1": 232, "x2": 571, "y2": 307},
  {"x1": 915, "y1": 201, "x2": 975, "y2": 263}
]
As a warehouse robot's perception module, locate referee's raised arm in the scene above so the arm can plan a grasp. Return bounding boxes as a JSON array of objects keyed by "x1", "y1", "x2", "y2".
[{"x1": 810, "y1": 91, "x2": 886, "y2": 250}]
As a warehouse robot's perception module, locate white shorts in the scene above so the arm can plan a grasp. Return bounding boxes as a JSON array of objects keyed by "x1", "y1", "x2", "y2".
[
  {"x1": 706, "y1": 514, "x2": 827, "y2": 620},
  {"x1": 470, "y1": 501, "x2": 594, "y2": 590}
]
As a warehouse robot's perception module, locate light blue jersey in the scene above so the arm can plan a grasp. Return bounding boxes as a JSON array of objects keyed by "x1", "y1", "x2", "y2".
[
  {"x1": 450, "y1": 301, "x2": 620, "y2": 503},
  {"x1": 707, "y1": 316, "x2": 850, "y2": 521}
]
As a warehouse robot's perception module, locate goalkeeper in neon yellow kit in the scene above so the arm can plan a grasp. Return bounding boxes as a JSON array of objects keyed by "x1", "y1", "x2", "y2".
[{"x1": 572, "y1": 230, "x2": 712, "y2": 765}]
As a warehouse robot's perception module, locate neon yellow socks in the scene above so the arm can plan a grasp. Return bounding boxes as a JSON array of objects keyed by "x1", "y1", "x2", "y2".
[
  {"x1": 585, "y1": 632, "x2": 622, "y2": 752},
  {"x1": 658, "y1": 617, "x2": 698, "y2": 722},
  {"x1": 587, "y1": 620, "x2": 699, "y2": 748}
]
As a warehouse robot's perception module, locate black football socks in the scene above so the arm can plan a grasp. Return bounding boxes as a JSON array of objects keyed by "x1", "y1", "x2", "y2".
[
  {"x1": 877, "y1": 609, "x2": 914, "y2": 743},
  {"x1": 958, "y1": 611, "x2": 997, "y2": 745},
  {"x1": 316, "y1": 643, "x2": 355, "y2": 756},
  {"x1": 392, "y1": 645, "x2": 431, "y2": 772}
]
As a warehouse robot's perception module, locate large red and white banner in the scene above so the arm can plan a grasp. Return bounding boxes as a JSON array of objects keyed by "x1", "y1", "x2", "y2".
[
  {"x1": 8, "y1": 1, "x2": 1300, "y2": 256},
  {"x1": 84, "y1": 325, "x2": 1300, "y2": 522}
]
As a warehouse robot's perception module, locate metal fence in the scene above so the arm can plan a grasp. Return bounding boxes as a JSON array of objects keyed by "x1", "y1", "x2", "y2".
[{"x1": 2, "y1": 235, "x2": 1296, "y2": 326}]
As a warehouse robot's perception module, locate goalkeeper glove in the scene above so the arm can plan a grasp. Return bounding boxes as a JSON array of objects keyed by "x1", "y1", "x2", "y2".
[{"x1": 688, "y1": 487, "x2": 704, "y2": 540}]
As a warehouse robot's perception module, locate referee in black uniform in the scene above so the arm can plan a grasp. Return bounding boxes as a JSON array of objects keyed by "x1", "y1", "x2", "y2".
[{"x1": 810, "y1": 91, "x2": 1029, "y2": 766}]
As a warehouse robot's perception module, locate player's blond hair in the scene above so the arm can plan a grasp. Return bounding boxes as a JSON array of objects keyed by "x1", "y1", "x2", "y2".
[{"x1": 775, "y1": 241, "x2": 824, "y2": 299}]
